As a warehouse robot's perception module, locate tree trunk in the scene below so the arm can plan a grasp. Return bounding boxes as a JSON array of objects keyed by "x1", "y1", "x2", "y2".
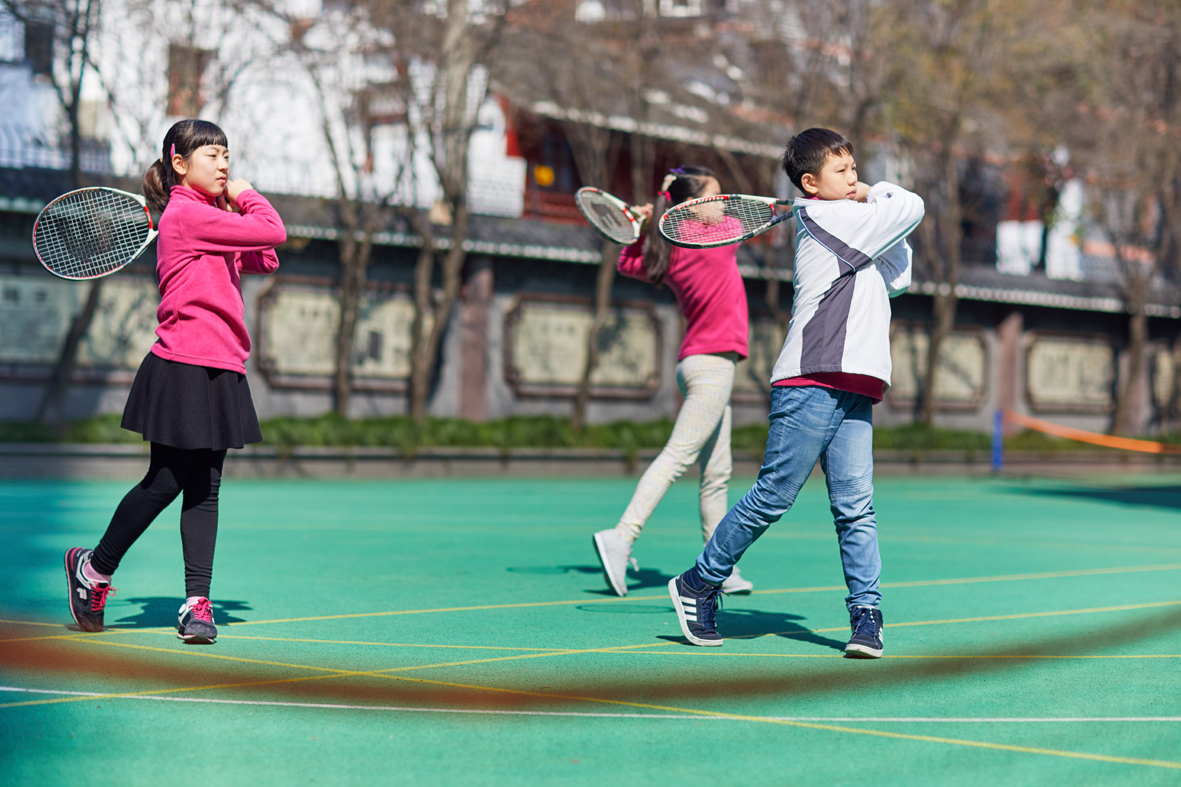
[
  {"x1": 332, "y1": 204, "x2": 375, "y2": 418},
  {"x1": 1112, "y1": 301, "x2": 1148, "y2": 437},
  {"x1": 409, "y1": 202, "x2": 470, "y2": 423},
  {"x1": 408, "y1": 222, "x2": 437, "y2": 423},
  {"x1": 919, "y1": 287, "x2": 958, "y2": 426},
  {"x1": 918, "y1": 139, "x2": 963, "y2": 427},
  {"x1": 39, "y1": 80, "x2": 90, "y2": 428},
  {"x1": 36, "y1": 279, "x2": 102, "y2": 428},
  {"x1": 1169, "y1": 336, "x2": 1181, "y2": 434},
  {"x1": 572, "y1": 239, "x2": 618, "y2": 431}
]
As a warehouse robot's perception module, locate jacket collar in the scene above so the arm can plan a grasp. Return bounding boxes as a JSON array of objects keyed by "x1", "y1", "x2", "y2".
[{"x1": 169, "y1": 184, "x2": 218, "y2": 207}]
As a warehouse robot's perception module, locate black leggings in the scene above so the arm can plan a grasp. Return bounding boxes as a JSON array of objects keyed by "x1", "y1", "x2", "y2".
[{"x1": 91, "y1": 443, "x2": 227, "y2": 599}]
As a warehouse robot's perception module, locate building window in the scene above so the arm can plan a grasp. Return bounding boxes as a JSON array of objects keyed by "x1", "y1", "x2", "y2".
[
  {"x1": 658, "y1": 0, "x2": 703, "y2": 17},
  {"x1": 24, "y1": 21, "x2": 53, "y2": 75},
  {"x1": 167, "y1": 43, "x2": 212, "y2": 117}
]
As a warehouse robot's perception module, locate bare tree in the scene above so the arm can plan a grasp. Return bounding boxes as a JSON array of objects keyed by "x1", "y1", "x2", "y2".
[
  {"x1": 880, "y1": 0, "x2": 1016, "y2": 426},
  {"x1": 373, "y1": 0, "x2": 504, "y2": 423},
  {"x1": 281, "y1": 7, "x2": 413, "y2": 417},
  {"x1": 1077, "y1": 0, "x2": 1181, "y2": 435},
  {"x1": 3, "y1": 0, "x2": 105, "y2": 427}
]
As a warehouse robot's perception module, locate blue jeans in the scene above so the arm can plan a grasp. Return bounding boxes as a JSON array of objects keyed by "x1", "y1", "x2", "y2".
[{"x1": 696, "y1": 385, "x2": 881, "y2": 610}]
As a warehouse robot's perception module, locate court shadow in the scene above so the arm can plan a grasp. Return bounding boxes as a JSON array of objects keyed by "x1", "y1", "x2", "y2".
[
  {"x1": 108, "y1": 597, "x2": 252, "y2": 629},
  {"x1": 657, "y1": 608, "x2": 847, "y2": 651},
  {"x1": 1013, "y1": 484, "x2": 1181, "y2": 512},
  {"x1": 575, "y1": 603, "x2": 673, "y2": 614},
  {"x1": 506, "y1": 564, "x2": 678, "y2": 595},
  {"x1": 506, "y1": 565, "x2": 602, "y2": 576},
  {"x1": 580, "y1": 565, "x2": 678, "y2": 596}
]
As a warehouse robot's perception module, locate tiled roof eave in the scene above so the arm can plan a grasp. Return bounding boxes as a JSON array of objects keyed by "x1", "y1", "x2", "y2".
[{"x1": 910, "y1": 279, "x2": 1181, "y2": 318}]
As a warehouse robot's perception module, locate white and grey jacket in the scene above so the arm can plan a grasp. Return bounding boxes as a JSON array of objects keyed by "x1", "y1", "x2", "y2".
[{"x1": 769, "y1": 181, "x2": 924, "y2": 390}]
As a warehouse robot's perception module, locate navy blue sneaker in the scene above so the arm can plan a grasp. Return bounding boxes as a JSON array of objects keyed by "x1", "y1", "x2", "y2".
[
  {"x1": 64, "y1": 548, "x2": 115, "y2": 632},
  {"x1": 668, "y1": 569, "x2": 723, "y2": 646},
  {"x1": 845, "y1": 606, "x2": 884, "y2": 658}
]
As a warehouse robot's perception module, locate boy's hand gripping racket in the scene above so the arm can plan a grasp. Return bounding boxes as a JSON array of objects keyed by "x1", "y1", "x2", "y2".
[
  {"x1": 659, "y1": 194, "x2": 793, "y2": 249},
  {"x1": 575, "y1": 187, "x2": 644, "y2": 245},
  {"x1": 32, "y1": 187, "x2": 157, "y2": 280}
]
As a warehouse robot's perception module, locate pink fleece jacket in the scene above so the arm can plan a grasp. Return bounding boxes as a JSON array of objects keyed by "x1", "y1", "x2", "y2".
[
  {"x1": 618, "y1": 234, "x2": 748, "y2": 360},
  {"x1": 150, "y1": 185, "x2": 286, "y2": 374}
]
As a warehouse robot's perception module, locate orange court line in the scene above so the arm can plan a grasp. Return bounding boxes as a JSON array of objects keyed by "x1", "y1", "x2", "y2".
[{"x1": 1004, "y1": 410, "x2": 1181, "y2": 454}]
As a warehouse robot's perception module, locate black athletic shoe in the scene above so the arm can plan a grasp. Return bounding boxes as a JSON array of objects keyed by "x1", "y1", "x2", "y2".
[
  {"x1": 177, "y1": 598, "x2": 217, "y2": 644},
  {"x1": 845, "y1": 606, "x2": 884, "y2": 658},
  {"x1": 668, "y1": 569, "x2": 723, "y2": 647},
  {"x1": 64, "y1": 547, "x2": 115, "y2": 632}
]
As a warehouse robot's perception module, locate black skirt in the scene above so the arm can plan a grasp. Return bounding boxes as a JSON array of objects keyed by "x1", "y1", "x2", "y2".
[{"x1": 122, "y1": 352, "x2": 262, "y2": 450}]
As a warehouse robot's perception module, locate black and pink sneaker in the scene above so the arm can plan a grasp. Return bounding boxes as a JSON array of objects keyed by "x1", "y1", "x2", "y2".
[
  {"x1": 177, "y1": 597, "x2": 217, "y2": 644},
  {"x1": 64, "y1": 548, "x2": 116, "y2": 632}
]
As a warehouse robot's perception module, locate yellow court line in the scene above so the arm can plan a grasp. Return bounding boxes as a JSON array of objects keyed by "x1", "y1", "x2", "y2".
[
  {"x1": 212, "y1": 635, "x2": 571, "y2": 652},
  {"x1": 0, "y1": 634, "x2": 106, "y2": 644},
  {"x1": 131, "y1": 600, "x2": 1181, "y2": 653},
  {"x1": 0, "y1": 673, "x2": 362, "y2": 709},
  {"x1": 362, "y1": 672, "x2": 1181, "y2": 771},
  {"x1": 767, "y1": 599, "x2": 1181, "y2": 637},
  {"x1": 6, "y1": 563, "x2": 1178, "y2": 639},
  {"x1": 0, "y1": 618, "x2": 74, "y2": 629},
  {"x1": 760, "y1": 531, "x2": 1181, "y2": 556},
  {"x1": 609, "y1": 652, "x2": 1181, "y2": 660},
  {"x1": 6, "y1": 632, "x2": 1181, "y2": 769},
  {"x1": 211, "y1": 562, "x2": 1181, "y2": 628},
  {"x1": 749, "y1": 562, "x2": 1181, "y2": 597},
  {"x1": 0, "y1": 636, "x2": 672, "y2": 709}
]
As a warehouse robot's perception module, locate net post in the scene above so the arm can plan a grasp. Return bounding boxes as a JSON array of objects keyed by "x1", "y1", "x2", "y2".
[{"x1": 991, "y1": 409, "x2": 1004, "y2": 474}]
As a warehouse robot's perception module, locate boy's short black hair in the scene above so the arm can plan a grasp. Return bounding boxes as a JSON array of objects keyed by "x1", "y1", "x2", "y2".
[{"x1": 782, "y1": 128, "x2": 853, "y2": 192}]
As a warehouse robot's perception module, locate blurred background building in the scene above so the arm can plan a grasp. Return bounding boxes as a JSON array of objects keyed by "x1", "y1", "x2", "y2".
[{"x1": 0, "y1": 0, "x2": 1178, "y2": 436}]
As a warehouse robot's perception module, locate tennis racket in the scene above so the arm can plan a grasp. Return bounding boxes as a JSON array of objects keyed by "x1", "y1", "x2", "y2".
[
  {"x1": 659, "y1": 194, "x2": 793, "y2": 249},
  {"x1": 32, "y1": 187, "x2": 157, "y2": 280},
  {"x1": 575, "y1": 187, "x2": 644, "y2": 245}
]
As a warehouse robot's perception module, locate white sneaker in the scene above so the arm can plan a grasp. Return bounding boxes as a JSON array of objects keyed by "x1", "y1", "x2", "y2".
[
  {"x1": 721, "y1": 566, "x2": 754, "y2": 595},
  {"x1": 592, "y1": 529, "x2": 636, "y2": 596}
]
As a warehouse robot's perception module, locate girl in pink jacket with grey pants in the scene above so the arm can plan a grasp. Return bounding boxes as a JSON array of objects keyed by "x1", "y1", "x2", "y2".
[{"x1": 592, "y1": 166, "x2": 754, "y2": 597}]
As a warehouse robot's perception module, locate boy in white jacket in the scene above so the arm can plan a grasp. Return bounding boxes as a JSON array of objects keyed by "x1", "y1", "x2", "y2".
[{"x1": 668, "y1": 128, "x2": 924, "y2": 656}]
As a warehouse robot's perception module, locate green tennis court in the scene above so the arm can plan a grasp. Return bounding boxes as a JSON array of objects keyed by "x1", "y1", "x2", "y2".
[{"x1": 2, "y1": 474, "x2": 1179, "y2": 785}]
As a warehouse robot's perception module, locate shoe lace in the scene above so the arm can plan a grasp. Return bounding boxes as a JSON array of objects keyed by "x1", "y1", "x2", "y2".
[
  {"x1": 852, "y1": 607, "x2": 879, "y2": 638},
  {"x1": 627, "y1": 557, "x2": 639, "y2": 573},
  {"x1": 191, "y1": 598, "x2": 214, "y2": 623},
  {"x1": 89, "y1": 583, "x2": 116, "y2": 612},
  {"x1": 698, "y1": 586, "x2": 723, "y2": 631}
]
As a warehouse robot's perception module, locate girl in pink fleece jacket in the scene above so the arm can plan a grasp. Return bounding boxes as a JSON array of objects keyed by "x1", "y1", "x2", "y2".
[
  {"x1": 592, "y1": 166, "x2": 754, "y2": 597},
  {"x1": 64, "y1": 119, "x2": 286, "y2": 644}
]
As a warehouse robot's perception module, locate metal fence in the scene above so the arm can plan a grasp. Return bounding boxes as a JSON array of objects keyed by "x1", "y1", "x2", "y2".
[{"x1": 0, "y1": 123, "x2": 112, "y2": 174}]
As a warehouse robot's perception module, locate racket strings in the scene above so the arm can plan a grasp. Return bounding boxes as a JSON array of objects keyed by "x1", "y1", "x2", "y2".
[
  {"x1": 661, "y1": 198, "x2": 775, "y2": 246},
  {"x1": 575, "y1": 191, "x2": 637, "y2": 245},
  {"x1": 35, "y1": 190, "x2": 151, "y2": 279}
]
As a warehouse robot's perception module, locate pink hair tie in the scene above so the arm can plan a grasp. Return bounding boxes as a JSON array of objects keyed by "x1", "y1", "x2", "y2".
[
  {"x1": 170, "y1": 143, "x2": 176, "y2": 158},
  {"x1": 659, "y1": 191, "x2": 671, "y2": 201}
]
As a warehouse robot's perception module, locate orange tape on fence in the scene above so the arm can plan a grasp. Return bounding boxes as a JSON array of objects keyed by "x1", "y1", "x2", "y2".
[{"x1": 1002, "y1": 410, "x2": 1181, "y2": 454}]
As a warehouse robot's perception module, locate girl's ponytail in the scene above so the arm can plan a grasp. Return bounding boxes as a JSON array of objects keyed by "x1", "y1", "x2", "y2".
[
  {"x1": 641, "y1": 190, "x2": 672, "y2": 285},
  {"x1": 141, "y1": 118, "x2": 229, "y2": 219},
  {"x1": 142, "y1": 158, "x2": 171, "y2": 218},
  {"x1": 641, "y1": 165, "x2": 719, "y2": 285}
]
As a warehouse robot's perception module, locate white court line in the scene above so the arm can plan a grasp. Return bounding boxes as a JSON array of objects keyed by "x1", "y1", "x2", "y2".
[{"x1": 2, "y1": 687, "x2": 1178, "y2": 723}]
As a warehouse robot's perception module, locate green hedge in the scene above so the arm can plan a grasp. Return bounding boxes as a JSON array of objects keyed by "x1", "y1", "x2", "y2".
[{"x1": 3, "y1": 413, "x2": 1174, "y2": 453}]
